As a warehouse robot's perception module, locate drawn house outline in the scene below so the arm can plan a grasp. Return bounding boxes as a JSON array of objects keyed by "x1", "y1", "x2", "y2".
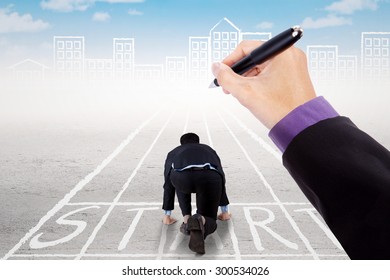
[{"x1": 8, "y1": 59, "x2": 49, "y2": 81}]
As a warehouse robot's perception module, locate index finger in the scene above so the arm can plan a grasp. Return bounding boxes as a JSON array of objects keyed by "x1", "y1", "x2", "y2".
[{"x1": 222, "y1": 40, "x2": 264, "y2": 66}]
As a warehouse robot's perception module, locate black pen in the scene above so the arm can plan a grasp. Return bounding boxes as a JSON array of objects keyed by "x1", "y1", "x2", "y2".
[{"x1": 209, "y1": 26, "x2": 303, "y2": 88}]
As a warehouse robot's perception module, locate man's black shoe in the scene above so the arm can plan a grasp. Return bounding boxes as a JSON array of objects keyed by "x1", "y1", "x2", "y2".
[{"x1": 187, "y1": 214, "x2": 205, "y2": 254}]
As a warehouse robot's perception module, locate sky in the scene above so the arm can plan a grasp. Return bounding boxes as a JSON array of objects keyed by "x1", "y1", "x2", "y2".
[{"x1": 1, "y1": 0, "x2": 390, "y2": 67}]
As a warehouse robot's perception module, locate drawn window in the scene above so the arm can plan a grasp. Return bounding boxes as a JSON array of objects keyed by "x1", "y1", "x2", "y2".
[
  {"x1": 222, "y1": 32, "x2": 229, "y2": 40},
  {"x1": 57, "y1": 61, "x2": 64, "y2": 69},
  {"x1": 230, "y1": 42, "x2": 237, "y2": 49},
  {"x1": 74, "y1": 51, "x2": 81, "y2": 59},
  {"x1": 125, "y1": 43, "x2": 132, "y2": 51},
  {"x1": 213, "y1": 32, "x2": 220, "y2": 40},
  {"x1": 57, "y1": 41, "x2": 64, "y2": 49},
  {"x1": 222, "y1": 51, "x2": 229, "y2": 58},
  {"x1": 347, "y1": 60, "x2": 354, "y2": 68},
  {"x1": 382, "y1": 38, "x2": 389, "y2": 47},
  {"x1": 66, "y1": 51, "x2": 73, "y2": 59},
  {"x1": 200, "y1": 51, "x2": 207, "y2": 59},
  {"x1": 74, "y1": 41, "x2": 81, "y2": 50},
  {"x1": 74, "y1": 61, "x2": 81, "y2": 69},
  {"x1": 168, "y1": 61, "x2": 175, "y2": 69},
  {"x1": 311, "y1": 61, "x2": 318, "y2": 69},
  {"x1": 57, "y1": 51, "x2": 64, "y2": 59},
  {"x1": 365, "y1": 48, "x2": 372, "y2": 56},
  {"x1": 365, "y1": 38, "x2": 372, "y2": 47},
  {"x1": 328, "y1": 61, "x2": 334, "y2": 68},
  {"x1": 116, "y1": 53, "x2": 123, "y2": 60},
  {"x1": 374, "y1": 48, "x2": 381, "y2": 56},
  {"x1": 383, "y1": 48, "x2": 389, "y2": 57},
  {"x1": 200, "y1": 60, "x2": 207, "y2": 68},
  {"x1": 339, "y1": 60, "x2": 346, "y2": 68},
  {"x1": 192, "y1": 52, "x2": 199, "y2": 59},
  {"x1": 319, "y1": 51, "x2": 326, "y2": 60},
  {"x1": 66, "y1": 41, "x2": 73, "y2": 49},
  {"x1": 89, "y1": 61, "x2": 96, "y2": 69},
  {"x1": 192, "y1": 42, "x2": 199, "y2": 50},
  {"x1": 374, "y1": 38, "x2": 380, "y2": 47},
  {"x1": 177, "y1": 62, "x2": 184, "y2": 70},
  {"x1": 222, "y1": 41, "x2": 229, "y2": 50},
  {"x1": 213, "y1": 51, "x2": 220, "y2": 60},
  {"x1": 230, "y1": 32, "x2": 237, "y2": 40},
  {"x1": 116, "y1": 43, "x2": 123, "y2": 52},
  {"x1": 124, "y1": 53, "x2": 131, "y2": 60},
  {"x1": 311, "y1": 51, "x2": 318, "y2": 60},
  {"x1": 200, "y1": 42, "x2": 207, "y2": 50},
  {"x1": 213, "y1": 41, "x2": 220, "y2": 50},
  {"x1": 328, "y1": 51, "x2": 335, "y2": 59}
]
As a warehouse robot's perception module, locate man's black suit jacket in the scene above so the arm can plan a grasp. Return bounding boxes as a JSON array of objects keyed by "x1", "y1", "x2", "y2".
[
  {"x1": 283, "y1": 116, "x2": 390, "y2": 259},
  {"x1": 162, "y1": 143, "x2": 228, "y2": 212}
]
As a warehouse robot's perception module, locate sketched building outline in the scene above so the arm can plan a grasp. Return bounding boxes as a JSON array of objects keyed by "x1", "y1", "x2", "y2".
[
  {"x1": 54, "y1": 36, "x2": 85, "y2": 80},
  {"x1": 113, "y1": 38, "x2": 135, "y2": 80},
  {"x1": 8, "y1": 59, "x2": 49, "y2": 81},
  {"x1": 361, "y1": 32, "x2": 390, "y2": 80}
]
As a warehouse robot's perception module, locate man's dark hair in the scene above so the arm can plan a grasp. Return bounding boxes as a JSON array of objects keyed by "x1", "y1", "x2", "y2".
[{"x1": 180, "y1": 133, "x2": 200, "y2": 145}]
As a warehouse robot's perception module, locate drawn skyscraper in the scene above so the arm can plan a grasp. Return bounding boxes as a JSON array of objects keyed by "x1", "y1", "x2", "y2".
[
  {"x1": 53, "y1": 36, "x2": 85, "y2": 79},
  {"x1": 189, "y1": 36, "x2": 210, "y2": 81},
  {"x1": 307, "y1": 45, "x2": 338, "y2": 81},
  {"x1": 361, "y1": 32, "x2": 390, "y2": 80},
  {"x1": 113, "y1": 38, "x2": 135, "y2": 80}
]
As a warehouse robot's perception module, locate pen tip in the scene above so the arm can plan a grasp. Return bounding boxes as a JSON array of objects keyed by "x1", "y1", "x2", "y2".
[{"x1": 208, "y1": 81, "x2": 217, "y2": 88}]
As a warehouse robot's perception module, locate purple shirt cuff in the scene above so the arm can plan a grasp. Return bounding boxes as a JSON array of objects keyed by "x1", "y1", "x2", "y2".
[{"x1": 268, "y1": 96, "x2": 339, "y2": 153}]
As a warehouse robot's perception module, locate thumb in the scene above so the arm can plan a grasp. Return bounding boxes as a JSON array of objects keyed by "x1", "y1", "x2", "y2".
[{"x1": 212, "y1": 62, "x2": 246, "y2": 93}]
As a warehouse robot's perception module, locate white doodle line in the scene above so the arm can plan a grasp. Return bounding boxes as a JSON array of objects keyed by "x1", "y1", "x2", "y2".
[
  {"x1": 2, "y1": 108, "x2": 164, "y2": 260},
  {"x1": 75, "y1": 111, "x2": 175, "y2": 259},
  {"x1": 218, "y1": 112, "x2": 319, "y2": 259}
]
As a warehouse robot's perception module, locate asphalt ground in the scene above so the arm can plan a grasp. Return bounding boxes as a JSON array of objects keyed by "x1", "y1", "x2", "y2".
[{"x1": 1, "y1": 80, "x2": 389, "y2": 260}]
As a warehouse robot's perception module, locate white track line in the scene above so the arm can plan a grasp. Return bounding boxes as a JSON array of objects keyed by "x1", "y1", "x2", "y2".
[
  {"x1": 203, "y1": 110, "x2": 241, "y2": 259},
  {"x1": 2, "y1": 109, "x2": 162, "y2": 260},
  {"x1": 218, "y1": 112, "x2": 319, "y2": 260},
  {"x1": 75, "y1": 111, "x2": 175, "y2": 259}
]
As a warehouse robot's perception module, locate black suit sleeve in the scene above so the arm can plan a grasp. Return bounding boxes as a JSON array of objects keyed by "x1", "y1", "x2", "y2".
[
  {"x1": 162, "y1": 151, "x2": 175, "y2": 211},
  {"x1": 283, "y1": 116, "x2": 390, "y2": 259}
]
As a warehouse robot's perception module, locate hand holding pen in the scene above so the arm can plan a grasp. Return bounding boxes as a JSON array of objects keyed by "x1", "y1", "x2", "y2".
[{"x1": 211, "y1": 26, "x2": 317, "y2": 129}]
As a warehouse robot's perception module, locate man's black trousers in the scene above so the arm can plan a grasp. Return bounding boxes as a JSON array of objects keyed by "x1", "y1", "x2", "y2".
[{"x1": 170, "y1": 169, "x2": 223, "y2": 238}]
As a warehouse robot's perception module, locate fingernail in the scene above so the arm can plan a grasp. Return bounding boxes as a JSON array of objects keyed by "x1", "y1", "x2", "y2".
[{"x1": 212, "y1": 62, "x2": 221, "y2": 77}]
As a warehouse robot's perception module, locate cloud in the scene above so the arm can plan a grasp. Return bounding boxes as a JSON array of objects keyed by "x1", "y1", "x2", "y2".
[
  {"x1": 0, "y1": 7, "x2": 50, "y2": 33},
  {"x1": 256, "y1": 21, "x2": 273, "y2": 30},
  {"x1": 325, "y1": 0, "x2": 379, "y2": 15},
  {"x1": 40, "y1": 0, "x2": 93, "y2": 12},
  {"x1": 40, "y1": 0, "x2": 145, "y2": 12},
  {"x1": 128, "y1": 8, "x2": 143, "y2": 16},
  {"x1": 301, "y1": 14, "x2": 352, "y2": 29},
  {"x1": 92, "y1": 11, "x2": 111, "y2": 21}
]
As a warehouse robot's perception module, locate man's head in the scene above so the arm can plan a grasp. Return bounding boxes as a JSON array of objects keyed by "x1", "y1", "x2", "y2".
[{"x1": 180, "y1": 133, "x2": 200, "y2": 145}]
